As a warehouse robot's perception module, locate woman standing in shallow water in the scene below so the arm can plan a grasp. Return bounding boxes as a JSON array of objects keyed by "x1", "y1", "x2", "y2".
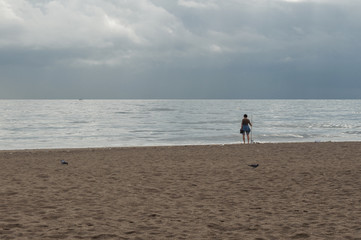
[{"x1": 241, "y1": 114, "x2": 252, "y2": 144}]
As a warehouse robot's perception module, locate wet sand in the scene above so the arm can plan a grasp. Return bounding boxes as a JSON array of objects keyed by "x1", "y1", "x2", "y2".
[{"x1": 1, "y1": 142, "x2": 361, "y2": 239}]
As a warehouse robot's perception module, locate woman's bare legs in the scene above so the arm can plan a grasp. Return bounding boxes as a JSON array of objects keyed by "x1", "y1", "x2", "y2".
[{"x1": 243, "y1": 133, "x2": 250, "y2": 144}]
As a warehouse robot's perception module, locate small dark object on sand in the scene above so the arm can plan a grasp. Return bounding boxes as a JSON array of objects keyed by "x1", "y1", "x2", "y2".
[
  {"x1": 248, "y1": 164, "x2": 259, "y2": 168},
  {"x1": 61, "y1": 159, "x2": 68, "y2": 165}
]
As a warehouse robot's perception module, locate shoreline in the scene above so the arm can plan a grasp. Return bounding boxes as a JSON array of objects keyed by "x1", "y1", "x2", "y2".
[
  {"x1": 1, "y1": 142, "x2": 361, "y2": 239},
  {"x1": 1, "y1": 140, "x2": 360, "y2": 152}
]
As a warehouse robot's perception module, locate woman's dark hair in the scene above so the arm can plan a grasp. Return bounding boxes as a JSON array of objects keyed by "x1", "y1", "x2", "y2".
[{"x1": 244, "y1": 114, "x2": 248, "y2": 118}]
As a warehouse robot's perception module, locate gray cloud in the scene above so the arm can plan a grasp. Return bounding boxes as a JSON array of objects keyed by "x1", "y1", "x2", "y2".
[{"x1": 1, "y1": 0, "x2": 360, "y2": 98}]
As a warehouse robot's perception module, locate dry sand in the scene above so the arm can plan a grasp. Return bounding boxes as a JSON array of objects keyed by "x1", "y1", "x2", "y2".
[{"x1": 1, "y1": 142, "x2": 361, "y2": 240}]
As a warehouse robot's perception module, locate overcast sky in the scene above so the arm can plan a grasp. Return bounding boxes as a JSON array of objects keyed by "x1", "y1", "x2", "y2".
[{"x1": 1, "y1": 0, "x2": 360, "y2": 99}]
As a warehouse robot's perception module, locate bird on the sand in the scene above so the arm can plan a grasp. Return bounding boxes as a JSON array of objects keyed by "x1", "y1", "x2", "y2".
[
  {"x1": 61, "y1": 159, "x2": 68, "y2": 165},
  {"x1": 248, "y1": 164, "x2": 259, "y2": 168}
]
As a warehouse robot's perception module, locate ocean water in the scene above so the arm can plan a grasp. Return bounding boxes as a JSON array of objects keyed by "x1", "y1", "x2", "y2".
[{"x1": 0, "y1": 99, "x2": 360, "y2": 150}]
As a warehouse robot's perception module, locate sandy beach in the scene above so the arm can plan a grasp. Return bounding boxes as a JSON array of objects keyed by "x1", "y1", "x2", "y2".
[{"x1": 1, "y1": 142, "x2": 361, "y2": 239}]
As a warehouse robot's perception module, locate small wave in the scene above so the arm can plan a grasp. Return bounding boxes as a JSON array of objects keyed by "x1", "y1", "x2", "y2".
[
  {"x1": 319, "y1": 124, "x2": 352, "y2": 129},
  {"x1": 181, "y1": 120, "x2": 239, "y2": 125},
  {"x1": 114, "y1": 111, "x2": 130, "y2": 114},
  {"x1": 70, "y1": 120, "x2": 89, "y2": 124},
  {"x1": 261, "y1": 133, "x2": 305, "y2": 139},
  {"x1": 344, "y1": 130, "x2": 361, "y2": 135},
  {"x1": 130, "y1": 129, "x2": 183, "y2": 134},
  {"x1": 149, "y1": 108, "x2": 175, "y2": 112}
]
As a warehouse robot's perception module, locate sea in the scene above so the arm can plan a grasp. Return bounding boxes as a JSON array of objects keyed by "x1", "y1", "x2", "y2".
[{"x1": 0, "y1": 99, "x2": 360, "y2": 150}]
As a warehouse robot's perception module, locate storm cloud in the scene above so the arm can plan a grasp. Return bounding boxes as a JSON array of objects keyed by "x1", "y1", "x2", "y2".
[{"x1": 1, "y1": 0, "x2": 360, "y2": 98}]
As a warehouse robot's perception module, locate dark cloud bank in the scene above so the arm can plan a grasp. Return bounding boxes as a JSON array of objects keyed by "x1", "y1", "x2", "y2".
[{"x1": 1, "y1": 0, "x2": 360, "y2": 99}]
